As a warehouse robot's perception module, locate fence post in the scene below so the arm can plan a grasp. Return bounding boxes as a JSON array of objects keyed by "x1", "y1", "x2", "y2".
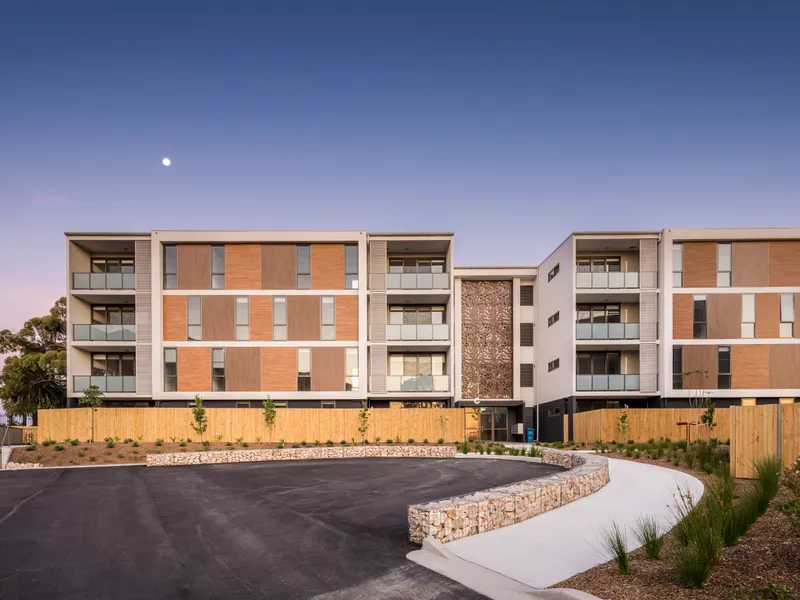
[
  {"x1": 777, "y1": 403, "x2": 782, "y2": 464},
  {"x1": 731, "y1": 405, "x2": 737, "y2": 478}
]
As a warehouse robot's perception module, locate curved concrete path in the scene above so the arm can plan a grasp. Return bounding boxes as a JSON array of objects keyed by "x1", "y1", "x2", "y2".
[{"x1": 410, "y1": 457, "x2": 703, "y2": 594}]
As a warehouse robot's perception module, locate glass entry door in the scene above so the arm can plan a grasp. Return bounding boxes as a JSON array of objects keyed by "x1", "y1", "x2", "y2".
[{"x1": 479, "y1": 407, "x2": 508, "y2": 442}]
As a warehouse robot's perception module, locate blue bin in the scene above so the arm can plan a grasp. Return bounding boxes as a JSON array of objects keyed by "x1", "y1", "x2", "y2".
[{"x1": 526, "y1": 428, "x2": 535, "y2": 443}]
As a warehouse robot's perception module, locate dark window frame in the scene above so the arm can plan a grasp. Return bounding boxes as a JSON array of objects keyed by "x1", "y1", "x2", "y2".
[
  {"x1": 297, "y1": 348, "x2": 311, "y2": 391},
  {"x1": 520, "y1": 323, "x2": 534, "y2": 346},
  {"x1": 297, "y1": 245, "x2": 311, "y2": 289},
  {"x1": 693, "y1": 295, "x2": 707, "y2": 339},
  {"x1": 520, "y1": 364, "x2": 534, "y2": 387},
  {"x1": 211, "y1": 245, "x2": 225, "y2": 289},
  {"x1": 345, "y1": 244, "x2": 358, "y2": 289},
  {"x1": 672, "y1": 346, "x2": 683, "y2": 389},
  {"x1": 164, "y1": 348, "x2": 177, "y2": 392},
  {"x1": 236, "y1": 296, "x2": 249, "y2": 341},
  {"x1": 212, "y1": 347, "x2": 225, "y2": 392},
  {"x1": 163, "y1": 245, "x2": 177, "y2": 289},
  {"x1": 548, "y1": 311, "x2": 560, "y2": 327},
  {"x1": 718, "y1": 345, "x2": 731, "y2": 389},
  {"x1": 547, "y1": 359, "x2": 559, "y2": 372},
  {"x1": 547, "y1": 264, "x2": 560, "y2": 282},
  {"x1": 520, "y1": 285, "x2": 534, "y2": 306},
  {"x1": 188, "y1": 296, "x2": 202, "y2": 341}
]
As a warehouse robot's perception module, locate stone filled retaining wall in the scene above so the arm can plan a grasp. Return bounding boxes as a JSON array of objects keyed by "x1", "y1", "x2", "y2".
[
  {"x1": 146, "y1": 444, "x2": 457, "y2": 467},
  {"x1": 408, "y1": 449, "x2": 609, "y2": 544}
]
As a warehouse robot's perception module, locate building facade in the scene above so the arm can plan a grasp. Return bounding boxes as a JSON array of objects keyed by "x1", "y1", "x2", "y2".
[{"x1": 65, "y1": 228, "x2": 800, "y2": 441}]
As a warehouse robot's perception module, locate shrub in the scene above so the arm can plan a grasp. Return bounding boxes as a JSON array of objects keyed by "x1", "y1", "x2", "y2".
[
  {"x1": 78, "y1": 451, "x2": 85, "y2": 458},
  {"x1": 70, "y1": 439, "x2": 79, "y2": 446},
  {"x1": 25, "y1": 444, "x2": 36, "y2": 452},
  {"x1": 634, "y1": 515, "x2": 664, "y2": 559},
  {"x1": 726, "y1": 485, "x2": 761, "y2": 546},
  {"x1": 437, "y1": 438, "x2": 444, "y2": 445},
  {"x1": 493, "y1": 445, "x2": 505, "y2": 456},
  {"x1": 461, "y1": 440, "x2": 470, "y2": 454},
  {"x1": 54, "y1": 444, "x2": 65, "y2": 451},
  {"x1": 186, "y1": 438, "x2": 192, "y2": 443},
  {"x1": 408, "y1": 438, "x2": 415, "y2": 444},
  {"x1": 35, "y1": 453, "x2": 42, "y2": 461},
  {"x1": 123, "y1": 438, "x2": 133, "y2": 444},
  {"x1": 242, "y1": 442, "x2": 249, "y2": 448},
  {"x1": 225, "y1": 442, "x2": 233, "y2": 447},
  {"x1": 300, "y1": 441, "x2": 307, "y2": 447},
  {"x1": 386, "y1": 439, "x2": 393, "y2": 445},
  {"x1": 528, "y1": 445, "x2": 542, "y2": 458},
  {"x1": 633, "y1": 449, "x2": 641, "y2": 459},
  {"x1": 201, "y1": 440, "x2": 210, "y2": 448},
  {"x1": 754, "y1": 456, "x2": 782, "y2": 514},
  {"x1": 155, "y1": 439, "x2": 163, "y2": 446},
  {"x1": 132, "y1": 441, "x2": 140, "y2": 448},
  {"x1": 133, "y1": 449, "x2": 139, "y2": 455},
  {"x1": 670, "y1": 487, "x2": 724, "y2": 588},
  {"x1": 685, "y1": 451, "x2": 695, "y2": 469},
  {"x1": 179, "y1": 441, "x2": 187, "y2": 448},
  {"x1": 326, "y1": 440, "x2": 334, "y2": 447},
  {"x1": 42, "y1": 440, "x2": 51, "y2": 447},
  {"x1": 106, "y1": 440, "x2": 115, "y2": 449},
  {"x1": 277, "y1": 442, "x2": 284, "y2": 449},
  {"x1": 477, "y1": 444, "x2": 485, "y2": 455},
  {"x1": 89, "y1": 456, "x2": 97, "y2": 462},
  {"x1": 118, "y1": 452, "x2": 125, "y2": 459},
  {"x1": 599, "y1": 521, "x2": 629, "y2": 575},
  {"x1": 292, "y1": 443, "x2": 300, "y2": 449},
  {"x1": 423, "y1": 438, "x2": 429, "y2": 444},
  {"x1": 732, "y1": 583, "x2": 797, "y2": 600},
  {"x1": 625, "y1": 446, "x2": 634, "y2": 458}
]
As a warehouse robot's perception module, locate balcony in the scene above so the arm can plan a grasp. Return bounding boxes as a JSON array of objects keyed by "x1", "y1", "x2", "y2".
[
  {"x1": 387, "y1": 323, "x2": 449, "y2": 341},
  {"x1": 576, "y1": 272, "x2": 639, "y2": 290},
  {"x1": 387, "y1": 272, "x2": 450, "y2": 290},
  {"x1": 576, "y1": 323, "x2": 640, "y2": 340},
  {"x1": 576, "y1": 374, "x2": 640, "y2": 392},
  {"x1": 73, "y1": 324, "x2": 136, "y2": 342},
  {"x1": 72, "y1": 273, "x2": 135, "y2": 290},
  {"x1": 73, "y1": 375, "x2": 136, "y2": 393},
  {"x1": 386, "y1": 375, "x2": 449, "y2": 392}
]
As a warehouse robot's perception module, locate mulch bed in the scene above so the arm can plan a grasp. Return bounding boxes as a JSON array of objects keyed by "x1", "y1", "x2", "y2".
[{"x1": 554, "y1": 455, "x2": 800, "y2": 600}]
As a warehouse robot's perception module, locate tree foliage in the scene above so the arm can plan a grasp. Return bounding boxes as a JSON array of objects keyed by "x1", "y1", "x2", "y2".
[
  {"x1": 191, "y1": 394, "x2": 209, "y2": 443},
  {"x1": 0, "y1": 298, "x2": 67, "y2": 417},
  {"x1": 262, "y1": 395, "x2": 277, "y2": 443}
]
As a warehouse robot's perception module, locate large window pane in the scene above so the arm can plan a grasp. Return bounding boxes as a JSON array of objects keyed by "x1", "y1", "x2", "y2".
[{"x1": 781, "y1": 293, "x2": 795, "y2": 322}]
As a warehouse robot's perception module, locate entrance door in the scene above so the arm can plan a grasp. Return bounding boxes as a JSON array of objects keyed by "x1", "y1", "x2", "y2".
[{"x1": 479, "y1": 407, "x2": 508, "y2": 441}]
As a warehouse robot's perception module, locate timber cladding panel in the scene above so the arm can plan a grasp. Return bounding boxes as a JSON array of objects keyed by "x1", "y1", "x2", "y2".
[
  {"x1": 288, "y1": 295, "x2": 321, "y2": 341},
  {"x1": 250, "y1": 295, "x2": 273, "y2": 341},
  {"x1": 225, "y1": 347, "x2": 261, "y2": 392},
  {"x1": 202, "y1": 295, "x2": 235, "y2": 341},
  {"x1": 682, "y1": 345, "x2": 717, "y2": 390},
  {"x1": 261, "y1": 244, "x2": 296, "y2": 289},
  {"x1": 768, "y1": 241, "x2": 800, "y2": 286},
  {"x1": 797, "y1": 293, "x2": 800, "y2": 339},
  {"x1": 311, "y1": 347, "x2": 345, "y2": 391},
  {"x1": 732, "y1": 344, "x2": 769, "y2": 389},
  {"x1": 335, "y1": 295, "x2": 359, "y2": 341},
  {"x1": 708, "y1": 294, "x2": 741, "y2": 339},
  {"x1": 163, "y1": 296, "x2": 187, "y2": 341},
  {"x1": 755, "y1": 293, "x2": 780, "y2": 338},
  {"x1": 225, "y1": 244, "x2": 261, "y2": 290},
  {"x1": 732, "y1": 242, "x2": 769, "y2": 287},
  {"x1": 672, "y1": 294, "x2": 693, "y2": 339},
  {"x1": 311, "y1": 244, "x2": 345, "y2": 290},
  {"x1": 177, "y1": 244, "x2": 211, "y2": 290},
  {"x1": 769, "y1": 345, "x2": 800, "y2": 389},
  {"x1": 177, "y1": 347, "x2": 211, "y2": 392},
  {"x1": 261, "y1": 347, "x2": 297, "y2": 391},
  {"x1": 460, "y1": 280, "x2": 513, "y2": 399},
  {"x1": 682, "y1": 242, "x2": 717, "y2": 288}
]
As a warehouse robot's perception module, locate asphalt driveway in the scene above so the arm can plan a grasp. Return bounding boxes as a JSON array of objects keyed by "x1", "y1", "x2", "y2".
[{"x1": 0, "y1": 458, "x2": 561, "y2": 599}]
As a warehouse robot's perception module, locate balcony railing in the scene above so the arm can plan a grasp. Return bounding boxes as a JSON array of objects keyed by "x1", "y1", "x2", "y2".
[
  {"x1": 73, "y1": 324, "x2": 136, "y2": 342},
  {"x1": 73, "y1": 375, "x2": 136, "y2": 393},
  {"x1": 72, "y1": 273, "x2": 135, "y2": 290},
  {"x1": 386, "y1": 324, "x2": 449, "y2": 341},
  {"x1": 576, "y1": 272, "x2": 639, "y2": 289},
  {"x1": 387, "y1": 273, "x2": 450, "y2": 290},
  {"x1": 386, "y1": 375, "x2": 449, "y2": 392},
  {"x1": 576, "y1": 323, "x2": 640, "y2": 340},
  {"x1": 576, "y1": 374, "x2": 640, "y2": 392}
]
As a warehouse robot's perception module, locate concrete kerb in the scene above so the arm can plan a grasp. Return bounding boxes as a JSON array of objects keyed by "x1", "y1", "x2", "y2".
[{"x1": 408, "y1": 449, "x2": 610, "y2": 544}]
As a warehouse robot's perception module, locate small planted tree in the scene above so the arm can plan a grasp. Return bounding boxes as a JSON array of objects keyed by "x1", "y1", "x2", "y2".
[
  {"x1": 191, "y1": 394, "x2": 208, "y2": 445},
  {"x1": 78, "y1": 384, "x2": 104, "y2": 442},
  {"x1": 358, "y1": 401, "x2": 370, "y2": 445},
  {"x1": 700, "y1": 397, "x2": 716, "y2": 441},
  {"x1": 617, "y1": 408, "x2": 629, "y2": 443},
  {"x1": 439, "y1": 409, "x2": 449, "y2": 444},
  {"x1": 262, "y1": 394, "x2": 277, "y2": 445}
]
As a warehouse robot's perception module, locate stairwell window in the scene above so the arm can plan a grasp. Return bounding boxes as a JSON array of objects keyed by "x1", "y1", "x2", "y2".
[
  {"x1": 717, "y1": 243, "x2": 731, "y2": 287},
  {"x1": 188, "y1": 296, "x2": 202, "y2": 341},
  {"x1": 548, "y1": 311, "x2": 560, "y2": 327},
  {"x1": 718, "y1": 346, "x2": 731, "y2": 389},
  {"x1": 742, "y1": 294, "x2": 755, "y2": 338},
  {"x1": 321, "y1": 296, "x2": 336, "y2": 340},
  {"x1": 520, "y1": 323, "x2": 534, "y2": 346},
  {"x1": 693, "y1": 295, "x2": 707, "y2": 339},
  {"x1": 781, "y1": 293, "x2": 795, "y2": 338},
  {"x1": 212, "y1": 348, "x2": 225, "y2": 392},
  {"x1": 164, "y1": 245, "x2": 177, "y2": 289},
  {"x1": 547, "y1": 264, "x2": 560, "y2": 282},
  {"x1": 521, "y1": 364, "x2": 534, "y2": 387},
  {"x1": 297, "y1": 245, "x2": 311, "y2": 289},
  {"x1": 273, "y1": 297, "x2": 287, "y2": 340},
  {"x1": 297, "y1": 349, "x2": 311, "y2": 391},
  {"x1": 672, "y1": 346, "x2": 683, "y2": 389},
  {"x1": 211, "y1": 245, "x2": 225, "y2": 289},
  {"x1": 345, "y1": 245, "x2": 358, "y2": 289},
  {"x1": 520, "y1": 285, "x2": 534, "y2": 306},
  {"x1": 236, "y1": 296, "x2": 249, "y2": 341},
  {"x1": 672, "y1": 243, "x2": 683, "y2": 287},
  {"x1": 164, "y1": 348, "x2": 177, "y2": 392},
  {"x1": 547, "y1": 359, "x2": 559, "y2": 372}
]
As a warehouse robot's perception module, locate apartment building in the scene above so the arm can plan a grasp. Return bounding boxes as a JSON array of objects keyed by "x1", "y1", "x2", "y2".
[{"x1": 65, "y1": 228, "x2": 800, "y2": 442}]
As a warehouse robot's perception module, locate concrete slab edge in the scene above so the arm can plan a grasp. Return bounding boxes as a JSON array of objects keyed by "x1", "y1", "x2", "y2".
[
  {"x1": 407, "y1": 537, "x2": 601, "y2": 600},
  {"x1": 2, "y1": 462, "x2": 145, "y2": 472}
]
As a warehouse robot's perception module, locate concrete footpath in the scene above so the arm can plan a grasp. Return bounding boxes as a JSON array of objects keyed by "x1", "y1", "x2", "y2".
[{"x1": 411, "y1": 458, "x2": 703, "y2": 592}]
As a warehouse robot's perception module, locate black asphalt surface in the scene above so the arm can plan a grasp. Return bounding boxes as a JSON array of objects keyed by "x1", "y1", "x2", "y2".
[{"x1": 0, "y1": 458, "x2": 562, "y2": 600}]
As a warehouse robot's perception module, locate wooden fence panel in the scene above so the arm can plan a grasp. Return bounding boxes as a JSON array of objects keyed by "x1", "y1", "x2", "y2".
[
  {"x1": 781, "y1": 403, "x2": 800, "y2": 471},
  {"x1": 733, "y1": 405, "x2": 780, "y2": 479},
  {"x1": 571, "y1": 408, "x2": 732, "y2": 444}
]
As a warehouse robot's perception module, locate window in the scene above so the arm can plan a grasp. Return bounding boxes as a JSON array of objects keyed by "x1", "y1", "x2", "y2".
[
  {"x1": 672, "y1": 243, "x2": 683, "y2": 287},
  {"x1": 164, "y1": 349, "x2": 177, "y2": 391},
  {"x1": 297, "y1": 349, "x2": 311, "y2": 391},
  {"x1": 521, "y1": 364, "x2": 534, "y2": 386},
  {"x1": 781, "y1": 293, "x2": 795, "y2": 338},
  {"x1": 322, "y1": 401, "x2": 336, "y2": 409},
  {"x1": 91, "y1": 353, "x2": 135, "y2": 376},
  {"x1": 576, "y1": 257, "x2": 621, "y2": 273},
  {"x1": 548, "y1": 264, "x2": 560, "y2": 282},
  {"x1": 345, "y1": 245, "x2": 358, "y2": 289},
  {"x1": 520, "y1": 285, "x2": 534, "y2": 306},
  {"x1": 717, "y1": 243, "x2": 731, "y2": 287},
  {"x1": 297, "y1": 245, "x2": 311, "y2": 289},
  {"x1": 576, "y1": 304, "x2": 621, "y2": 324},
  {"x1": 273, "y1": 297, "x2": 287, "y2": 340},
  {"x1": 236, "y1": 402, "x2": 250, "y2": 409},
  {"x1": 211, "y1": 245, "x2": 225, "y2": 289},
  {"x1": 164, "y1": 246, "x2": 177, "y2": 289},
  {"x1": 212, "y1": 348, "x2": 225, "y2": 391},
  {"x1": 520, "y1": 323, "x2": 534, "y2": 346},
  {"x1": 273, "y1": 401, "x2": 288, "y2": 408},
  {"x1": 693, "y1": 295, "x2": 707, "y2": 339},
  {"x1": 718, "y1": 346, "x2": 731, "y2": 389},
  {"x1": 576, "y1": 352, "x2": 621, "y2": 375},
  {"x1": 547, "y1": 359, "x2": 559, "y2": 373},
  {"x1": 672, "y1": 346, "x2": 683, "y2": 390},
  {"x1": 188, "y1": 296, "x2": 202, "y2": 341},
  {"x1": 321, "y1": 296, "x2": 335, "y2": 340},
  {"x1": 345, "y1": 348, "x2": 359, "y2": 391},
  {"x1": 742, "y1": 294, "x2": 755, "y2": 338},
  {"x1": 548, "y1": 311, "x2": 560, "y2": 327},
  {"x1": 236, "y1": 296, "x2": 249, "y2": 340},
  {"x1": 91, "y1": 258, "x2": 134, "y2": 273},
  {"x1": 547, "y1": 407, "x2": 561, "y2": 418},
  {"x1": 388, "y1": 353, "x2": 445, "y2": 391}
]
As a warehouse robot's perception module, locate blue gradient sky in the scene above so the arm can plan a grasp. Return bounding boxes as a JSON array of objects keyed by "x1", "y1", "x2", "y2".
[{"x1": 1, "y1": 0, "x2": 799, "y2": 331}]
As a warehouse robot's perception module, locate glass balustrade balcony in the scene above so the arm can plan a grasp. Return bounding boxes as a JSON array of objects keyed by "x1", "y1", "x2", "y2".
[
  {"x1": 386, "y1": 375, "x2": 449, "y2": 392},
  {"x1": 73, "y1": 324, "x2": 136, "y2": 342},
  {"x1": 73, "y1": 375, "x2": 136, "y2": 393},
  {"x1": 576, "y1": 322, "x2": 640, "y2": 340},
  {"x1": 386, "y1": 272, "x2": 450, "y2": 290},
  {"x1": 576, "y1": 374, "x2": 640, "y2": 392},
  {"x1": 386, "y1": 324, "x2": 450, "y2": 341},
  {"x1": 72, "y1": 273, "x2": 135, "y2": 290},
  {"x1": 575, "y1": 272, "x2": 639, "y2": 289}
]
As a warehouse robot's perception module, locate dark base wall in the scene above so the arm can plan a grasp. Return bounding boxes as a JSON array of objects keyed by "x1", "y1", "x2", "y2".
[{"x1": 535, "y1": 398, "x2": 569, "y2": 443}]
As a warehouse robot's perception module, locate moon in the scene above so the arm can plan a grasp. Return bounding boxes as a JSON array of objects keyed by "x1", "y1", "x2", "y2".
[{"x1": 162, "y1": 157, "x2": 171, "y2": 167}]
